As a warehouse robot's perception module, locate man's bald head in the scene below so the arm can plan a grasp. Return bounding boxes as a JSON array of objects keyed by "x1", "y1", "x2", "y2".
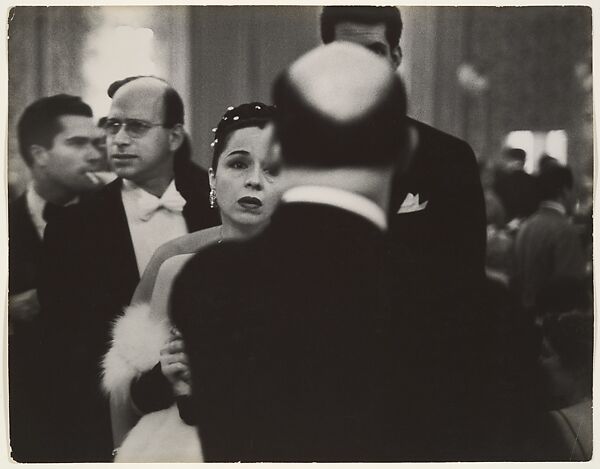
[
  {"x1": 288, "y1": 41, "x2": 397, "y2": 122},
  {"x1": 272, "y1": 42, "x2": 408, "y2": 168},
  {"x1": 105, "y1": 76, "x2": 187, "y2": 195},
  {"x1": 107, "y1": 75, "x2": 184, "y2": 128}
]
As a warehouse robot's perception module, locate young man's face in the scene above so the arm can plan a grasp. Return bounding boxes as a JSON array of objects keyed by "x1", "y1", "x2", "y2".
[
  {"x1": 44, "y1": 115, "x2": 104, "y2": 194},
  {"x1": 333, "y1": 22, "x2": 401, "y2": 69}
]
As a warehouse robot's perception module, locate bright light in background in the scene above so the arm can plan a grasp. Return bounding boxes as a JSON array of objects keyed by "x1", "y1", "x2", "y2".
[
  {"x1": 505, "y1": 131, "x2": 535, "y2": 172},
  {"x1": 545, "y1": 130, "x2": 568, "y2": 165},
  {"x1": 505, "y1": 130, "x2": 568, "y2": 173},
  {"x1": 82, "y1": 7, "x2": 164, "y2": 119}
]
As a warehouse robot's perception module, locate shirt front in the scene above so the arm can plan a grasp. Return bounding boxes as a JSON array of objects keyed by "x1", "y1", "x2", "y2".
[{"x1": 121, "y1": 179, "x2": 188, "y2": 275}]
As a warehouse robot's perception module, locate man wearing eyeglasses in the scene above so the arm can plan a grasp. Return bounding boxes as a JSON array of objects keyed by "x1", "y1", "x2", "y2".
[{"x1": 38, "y1": 76, "x2": 219, "y2": 462}]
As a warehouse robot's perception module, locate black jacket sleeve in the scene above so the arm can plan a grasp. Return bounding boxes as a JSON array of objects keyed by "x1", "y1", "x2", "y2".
[{"x1": 130, "y1": 363, "x2": 175, "y2": 414}]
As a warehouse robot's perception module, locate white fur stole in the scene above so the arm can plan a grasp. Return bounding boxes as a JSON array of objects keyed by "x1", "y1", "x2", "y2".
[
  {"x1": 102, "y1": 302, "x2": 170, "y2": 403},
  {"x1": 115, "y1": 404, "x2": 203, "y2": 462}
]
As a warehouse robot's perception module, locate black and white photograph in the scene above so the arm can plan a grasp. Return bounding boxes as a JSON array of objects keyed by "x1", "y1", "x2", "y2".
[{"x1": 3, "y1": 2, "x2": 595, "y2": 464}]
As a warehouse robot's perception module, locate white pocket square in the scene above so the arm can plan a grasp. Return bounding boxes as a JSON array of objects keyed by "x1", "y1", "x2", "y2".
[{"x1": 397, "y1": 193, "x2": 428, "y2": 214}]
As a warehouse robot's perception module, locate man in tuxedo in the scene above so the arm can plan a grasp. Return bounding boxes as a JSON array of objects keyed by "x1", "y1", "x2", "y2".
[
  {"x1": 320, "y1": 6, "x2": 487, "y2": 301},
  {"x1": 171, "y1": 42, "x2": 415, "y2": 461},
  {"x1": 38, "y1": 76, "x2": 219, "y2": 461},
  {"x1": 9, "y1": 94, "x2": 105, "y2": 462}
]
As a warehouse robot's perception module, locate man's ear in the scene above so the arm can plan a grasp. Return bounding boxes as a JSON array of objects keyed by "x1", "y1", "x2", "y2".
[
  {"x1": 168, "y1": 124, "x2": 185, "y2": 152},
  {"x1": 30, "y1": 144, "x2": 49, "y2": 167},
  {"x1": 391, "y1": 45, "x2": 402, "y2": 70}
]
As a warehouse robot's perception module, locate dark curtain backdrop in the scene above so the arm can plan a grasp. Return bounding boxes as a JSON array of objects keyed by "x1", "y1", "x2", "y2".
[{"x1": 188, "y1": 6, "x2": 320, "y2": 168}]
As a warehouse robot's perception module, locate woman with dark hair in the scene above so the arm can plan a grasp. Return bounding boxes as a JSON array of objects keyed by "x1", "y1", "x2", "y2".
[{"x1": 101, "y1": 103, "x2": 281, "y2": 462}]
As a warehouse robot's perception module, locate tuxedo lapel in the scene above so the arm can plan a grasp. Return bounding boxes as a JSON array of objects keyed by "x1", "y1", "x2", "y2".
[
  {"x1": 97, "y1": 180, "x2": 140, "y2": 296},
  {"x1": 390, "y1": 119, "x2": 431, "y2": 219}
]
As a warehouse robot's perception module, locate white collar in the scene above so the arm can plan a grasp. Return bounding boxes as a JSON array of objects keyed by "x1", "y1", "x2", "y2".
[
  {"x1": 281, "y1": 185, "x2": 387, "y2": 231},
  {"x1": 122, "y1": 178, "x2": 178, "y2": 200},
  {"x1": 26, "y1": 184, "x2": 47, "y2": 216},
  {"x1": 540, "y1": 200, "x2": 567, "y2": 216}
]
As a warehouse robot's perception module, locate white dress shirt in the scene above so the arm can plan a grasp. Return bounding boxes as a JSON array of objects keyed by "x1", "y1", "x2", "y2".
[
  {"x1": 121, "y1": 179, "x2": 188, "y2": 275},
  {"x1": 25, "y1": 185, "x2": 48, "y2": 239},
  {"x1": 281, "y1": 185, "x2": 387, "y2": 231}
]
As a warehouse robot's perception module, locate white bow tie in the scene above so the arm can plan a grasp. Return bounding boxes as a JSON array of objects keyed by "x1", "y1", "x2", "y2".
[{"x1": 137, "y1": 191, "x2": 186, "y2": 221}]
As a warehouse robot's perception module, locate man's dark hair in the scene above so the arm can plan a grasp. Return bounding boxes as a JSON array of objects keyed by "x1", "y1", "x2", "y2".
[
  {"x1": 107, "y1": 75, "x2": 184, "y2": 127},
  {"x1": 502, "y1": 147, "x2": 526, "y2": 163},
  {"x1": 320, "y1": 6, "x2": 403, "y2": 48},
  {"x1": 538, "y1": 153, "x2": 561, "y2": 174},
  {"x1": 17, "y1": 94, "x2": 93, "y2": 167},
  {"x1": 537, "y1": 164, "x2": 573, "y2": 200}
]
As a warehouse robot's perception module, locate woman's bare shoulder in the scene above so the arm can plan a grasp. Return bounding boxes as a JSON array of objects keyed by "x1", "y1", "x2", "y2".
[
  {"x1": 154, "y1": 225, "x2": 222, "y2": 262},
  {"x1": 132, "y1": 226, "x2": 222, "y2": 304},
  {"x1": 158, "y1": 253, "x2": 197, "y2": 280}
]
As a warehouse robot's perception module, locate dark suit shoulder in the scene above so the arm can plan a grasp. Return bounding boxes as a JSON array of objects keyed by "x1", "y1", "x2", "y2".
[
  {"x1": 408, "y1": 117, "x2": 471, "y2": 149},
  {"x1": 72, "y1": 179, "x2": 122, "y2": 212},
  {"x1": 47, "y1": 180, "x2": 122, "y2": 227},
  {"x1": 9, "y1": 194, "x2": 34, "y2": 233},
  {"x1": 407, "y1": 117, "x2": 476, "y2": 167}
]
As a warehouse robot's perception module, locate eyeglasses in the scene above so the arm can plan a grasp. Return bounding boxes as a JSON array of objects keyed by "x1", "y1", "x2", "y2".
[{"x1": 103, "y1": 118, "x2": 167, "y2": 138}]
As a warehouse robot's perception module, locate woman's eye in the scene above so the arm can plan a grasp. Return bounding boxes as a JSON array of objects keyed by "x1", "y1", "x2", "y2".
[{"x1": 230, "y1": 161, "x2": 247, "y2": 169}]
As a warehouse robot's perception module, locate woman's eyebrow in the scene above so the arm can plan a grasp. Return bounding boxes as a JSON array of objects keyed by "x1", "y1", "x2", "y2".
[{"x1": 224, "y1": 150, "x2": 250, "y2": 157}]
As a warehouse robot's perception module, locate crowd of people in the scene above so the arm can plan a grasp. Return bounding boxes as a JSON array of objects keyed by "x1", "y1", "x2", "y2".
[
  {"x1": 7, "y1": 6, "x2": 593, "y2": 463},
  {"x1": 481, "y1": 146, "x2": 593, "y2": 460}
]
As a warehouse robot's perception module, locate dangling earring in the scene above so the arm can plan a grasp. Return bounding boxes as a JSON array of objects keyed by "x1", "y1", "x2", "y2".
[{"x1": 209, "y1": 188, "x2": 217, "y2": 209}]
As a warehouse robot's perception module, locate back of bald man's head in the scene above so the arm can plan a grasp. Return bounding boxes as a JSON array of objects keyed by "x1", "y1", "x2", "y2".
[
  {"x1": 107, "y1": 75, "x2": 185, "y2": 128},
  {"x1": 272, "y1": 42, "x2": 408, "y2": 168}
]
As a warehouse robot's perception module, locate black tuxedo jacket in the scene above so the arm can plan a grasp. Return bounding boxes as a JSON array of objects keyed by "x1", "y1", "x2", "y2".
[
  {"x1": 37, "y1": 160, "x2": 219, "y2": 462},
  {"x1": 388, "y1": 118, "x2": 486, "y2": 300},
  {"x1": 8, "y1": 194, "x2": 45, "y2": 462},
  {"x1": 172, "y1": 201, "x2": 507, "y2": 462},
  {"x1": 8, "y1": 193, "x2": 42, "y2": 295},
  {"x1": 172, "y1": 202, "x2": 414, "y2": 461}
]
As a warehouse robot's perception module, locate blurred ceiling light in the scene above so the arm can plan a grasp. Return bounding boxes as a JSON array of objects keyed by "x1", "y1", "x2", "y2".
[
  {"x1": 82, "y1": 7, "x2": 163, "y2": 118},
  {"x1": 457, "y1": 63, "x2": 490, "y2": 95},
  {"x1": 545, "y1": 130, "x2": 568, "y2": 165},
  {"x1": 505, "y1": 129, "x2": 568, "y2": 173}
]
